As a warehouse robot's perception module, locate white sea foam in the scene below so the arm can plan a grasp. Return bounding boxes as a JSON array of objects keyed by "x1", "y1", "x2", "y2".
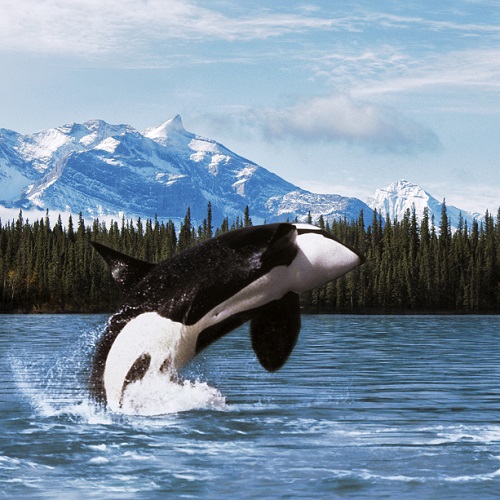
[
  {"x1": 120, "y1": 373, "x2": 227, "y2": 416},
  {"x1": 17, "y1": 366, "x2": 226, "y2": 419},
  {"x1": 426, "y1": 424, "x2": 500, "y2": 445},
  {"x1": 443, "y1": 469, "x2": 500, "y2": 482},
  {"x1": 88, "y1": 456, "x2": 110, "y2": 465}
]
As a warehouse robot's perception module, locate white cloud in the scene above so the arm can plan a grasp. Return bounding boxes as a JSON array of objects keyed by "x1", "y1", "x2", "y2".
[
  {"x1": 231, "y1": 94, "x2": 441, "y2": 154},
  {"x1": 364, "y1": 11, "x2": 500, "y2": 36},
  {"x1": 310, "y1": 44, "x2": 500, "y2": 93},
  {"x1": 355, "y1": 49, "x2": 500, "y2": 97},
  {"x1": 307, "y1": 44, "x2": 500, "y2": 117},
  {"x1": 0, "y1": 0, "x2": 347, "y2": 56}
]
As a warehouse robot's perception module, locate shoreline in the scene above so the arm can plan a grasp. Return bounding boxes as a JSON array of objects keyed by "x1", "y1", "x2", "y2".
[{"x1": 1, "y1": 308, "x2": 499, "y2": 316}]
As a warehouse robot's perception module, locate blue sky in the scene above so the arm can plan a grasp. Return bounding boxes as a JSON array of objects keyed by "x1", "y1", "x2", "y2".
[{"x1": 1, "y1": 0, "x2": 499, "y2": 214}]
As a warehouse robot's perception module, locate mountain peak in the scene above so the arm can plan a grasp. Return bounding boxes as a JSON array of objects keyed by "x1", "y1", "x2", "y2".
[
  {"x1": 367, "y1": 180, "x2": 430, "y2": 221},
  {"x1": 145, "y1": 115, "x2": 186, "y2": 141},
  {"x1": 83, "y1": 119, "x2": 107, "y2": 130},
  {"x1": 168, "y1": 114, "x2": 185, "y2": 130},
  {"x1": 385, "y1": 179, "x2": 426, "y2": 194},
  {"x1": 367, "y1": 179, "x2": 482, "y2": 231}
]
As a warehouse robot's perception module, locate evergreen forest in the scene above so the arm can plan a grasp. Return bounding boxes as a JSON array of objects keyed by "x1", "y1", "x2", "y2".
[{"x1": 1, "y1": 201, "x2": 499, "y2": 314}]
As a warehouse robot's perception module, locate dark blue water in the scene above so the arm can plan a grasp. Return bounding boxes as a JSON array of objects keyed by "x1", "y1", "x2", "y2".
[{"x1": 1, "y1": 314, "x2": 500, "y2": 498}]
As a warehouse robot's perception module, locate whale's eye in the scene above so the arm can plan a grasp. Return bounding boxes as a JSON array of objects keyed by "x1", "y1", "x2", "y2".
[{"x1": 124, "y1": 353, "x2": 151, "y2": 386}]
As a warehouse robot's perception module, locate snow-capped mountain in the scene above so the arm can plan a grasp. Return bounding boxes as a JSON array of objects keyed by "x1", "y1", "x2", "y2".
[
  {"x1": 0, "y1": 116, "x2": 369, "y2": 226},
  {"x1": 1, "y1": 118, "x2": 483, "y2": 231},
  {"x1": 367, "y1": 180, "x2": 482, "y2": 231}
]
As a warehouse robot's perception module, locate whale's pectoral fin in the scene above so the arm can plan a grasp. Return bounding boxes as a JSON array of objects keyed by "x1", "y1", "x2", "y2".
[
  {"x1": 91, "y1": 241, "x2": 157, "y2": 290},
  {"x1": 250, "y1": 292, "x2": 301, "y2": 372}
]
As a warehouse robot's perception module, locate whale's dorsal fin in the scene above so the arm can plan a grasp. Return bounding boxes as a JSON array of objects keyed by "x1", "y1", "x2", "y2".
[
  {"x1": 250, "y1": 291, "x2": 301, "y2": 372},
  {"x1": 91, "y1": 242, "x2": 157, "y2": 290}
]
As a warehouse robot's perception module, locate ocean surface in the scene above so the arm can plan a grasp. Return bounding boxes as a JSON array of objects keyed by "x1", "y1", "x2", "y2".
[{"x1": 1, "y1": 314, "x2": 500, "y2": 498}]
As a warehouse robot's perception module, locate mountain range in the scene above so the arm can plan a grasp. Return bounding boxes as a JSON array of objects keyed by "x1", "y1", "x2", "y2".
[{"x1": 0, "y1": 116, "x2": 483, "y2": 230}]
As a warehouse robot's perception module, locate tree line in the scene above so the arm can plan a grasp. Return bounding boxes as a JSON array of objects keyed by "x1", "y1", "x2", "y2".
[{"x1": 0, "y1": 202, "x2": 499, "y2": 313}]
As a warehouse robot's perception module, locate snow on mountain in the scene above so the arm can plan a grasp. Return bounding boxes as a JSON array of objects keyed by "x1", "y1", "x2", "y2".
[
  {"x1": 0, "y1": 120, "x2": 134, "y2": 204},
  {"x1": 367, "y1": 180, "x2": 483, "y2": 231},
  {"x1": 1, "y1": 118, "x2": 487, "y2": 232},
  {"x1": 144, "y1": 115, "x2": 191, "y2": 148},
  {"x1": 266, "y1": 191, "x2": 367, "y2": 223},
  {"x1": 0, "y1": 117, "x2": 371, "y2": 227}
]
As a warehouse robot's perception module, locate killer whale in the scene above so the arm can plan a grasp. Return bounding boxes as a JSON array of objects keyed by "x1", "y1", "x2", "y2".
[{"x1": 89, "y1": 222, "x2": 364, "y2": 411}]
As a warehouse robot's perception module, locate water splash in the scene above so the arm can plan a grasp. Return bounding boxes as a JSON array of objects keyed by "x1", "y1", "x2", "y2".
[
  {"x1": 120, "y1": 374, "x2": 227, "y2": 416},
  {"x1": 10, "y1": 323, "x2": 227, "y2": 420}
]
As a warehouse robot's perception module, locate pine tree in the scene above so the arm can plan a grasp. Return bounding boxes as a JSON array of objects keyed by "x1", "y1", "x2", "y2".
[
  {"x1": 1, "y1": 206, "x2": 500, "y2": 313},
  {"x1": 178, "y1": 207, "x2": 194, "y2": 252},
  {"x1": 243, "y1": 205, "x2": 252, "y2": 227},
  {"x1": 204, "y1": 202, "x2": 214, "y2": 240}
]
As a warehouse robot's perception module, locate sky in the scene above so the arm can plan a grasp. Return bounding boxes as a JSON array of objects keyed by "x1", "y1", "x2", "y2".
[{"x1": 1, "y1": 0, "x2": 499, "y2": 215}]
